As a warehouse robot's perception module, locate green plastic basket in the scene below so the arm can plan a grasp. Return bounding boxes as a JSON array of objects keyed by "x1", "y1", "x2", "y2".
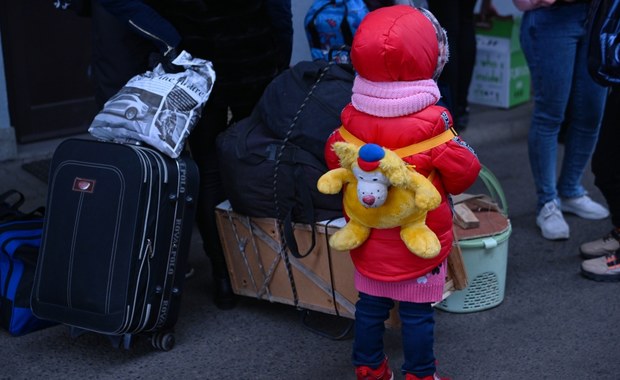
[{"x1": 435, "y1": 166, "x2": 512, "y2": 313}]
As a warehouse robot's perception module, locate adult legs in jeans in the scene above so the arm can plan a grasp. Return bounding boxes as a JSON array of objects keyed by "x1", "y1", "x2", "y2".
[{"x1": 520, "y1": 5, "x2": 607, "y2": 211}]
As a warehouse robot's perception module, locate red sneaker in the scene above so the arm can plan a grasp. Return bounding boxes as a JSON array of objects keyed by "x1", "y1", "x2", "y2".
[
  {"x1": 355, "y1": 357, "x2": 394, "y2": 380},
  {"x1": 405, "y1": 373, "x2": 450, "y2": 380}
]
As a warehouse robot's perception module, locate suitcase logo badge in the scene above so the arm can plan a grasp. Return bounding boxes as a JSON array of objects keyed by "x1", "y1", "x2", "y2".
[{"x1": 72, "y1": 178, "x2": 96, "y2": 193}]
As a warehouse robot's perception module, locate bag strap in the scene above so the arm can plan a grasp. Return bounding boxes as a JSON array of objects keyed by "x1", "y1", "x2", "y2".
[
  {"x1": 307, "y1": 1, "x2": 332, "y2": 50},
  {"x1": 280, "y1": 165, "x2": 317, "y2": 259},
  {"x1": 273, "y1": 62, "x2": 337, "y2": 258},
  {"x1": 299, "y1": 217, "x2": 353, "y2": 340},
  {"x1": 272, "y1": 60, "x2": 338, "y2": 311},
  {"x1": 339, "y1": 1, "x2": 354, "y2": 47},
  {"x1": 307, "y1": 0, "x2": 355, "y2": 50},
  {"x1": 337, "y1": 125, "x2": 458, "y2": 158}
]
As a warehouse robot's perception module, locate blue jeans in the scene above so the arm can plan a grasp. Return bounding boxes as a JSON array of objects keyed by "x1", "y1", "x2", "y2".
[
  {"x1": 352, "y1": 292, "x2": 436, "y2": 377},
  {"x1": 520, "y1": 4, "x2": 607, "y2": 210}
]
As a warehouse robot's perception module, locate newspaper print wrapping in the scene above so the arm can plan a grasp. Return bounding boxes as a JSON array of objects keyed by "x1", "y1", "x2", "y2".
[{"x1": 89, "y1": 51, "x2": 216, "y2": 158}]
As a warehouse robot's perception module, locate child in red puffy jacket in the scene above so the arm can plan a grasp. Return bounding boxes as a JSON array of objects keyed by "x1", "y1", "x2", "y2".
[{"x1": 323, "y1": 5, "x2": 481, "y2": 380}]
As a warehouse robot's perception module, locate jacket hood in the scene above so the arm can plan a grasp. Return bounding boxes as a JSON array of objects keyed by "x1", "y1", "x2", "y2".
[{"x1": 350, "y1": 5, "x2": 447, "y2": 82}]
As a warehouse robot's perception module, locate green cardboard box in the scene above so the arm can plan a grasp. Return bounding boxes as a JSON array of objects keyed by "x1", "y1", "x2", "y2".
[{"x1": 467, "y1": 16, "x2": 531, "y2": 109}]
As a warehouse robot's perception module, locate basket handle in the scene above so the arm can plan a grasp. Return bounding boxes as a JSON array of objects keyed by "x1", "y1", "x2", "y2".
[{"x1": 477, "y1": 165, "x2": 508, "y2": 216}]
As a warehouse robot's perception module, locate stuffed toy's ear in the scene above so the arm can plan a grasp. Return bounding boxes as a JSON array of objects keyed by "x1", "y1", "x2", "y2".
[
  {"x1": 378, "y1": 149, "x2": 411, "y2": 188},
  {"x1": 332, "y1": 142, "x2": 359, "y2": 169}
]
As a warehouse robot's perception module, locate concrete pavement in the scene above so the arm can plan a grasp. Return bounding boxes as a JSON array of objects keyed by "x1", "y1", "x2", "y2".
[{"x1": 2, "y1": 100, "x2": 619, "y2": 379}]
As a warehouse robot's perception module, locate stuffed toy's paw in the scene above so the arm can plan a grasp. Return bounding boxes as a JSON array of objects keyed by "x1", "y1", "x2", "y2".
[
  {"x1": 329, "y1": 220, "x2": 371, "y2": 251},
  {"x1": 400, "y1": 223, "x2": 441, "y2": 258},
  {"x1": 317, "y1": 168, "x2": 353, "y2": 194},
  {"x1": 407, "y1": 171, "x2": 441, "y2": 210}
]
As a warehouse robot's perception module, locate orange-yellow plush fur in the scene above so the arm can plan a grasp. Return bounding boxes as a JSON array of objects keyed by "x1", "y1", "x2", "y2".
[{"x1": 317, "y1": 142, "x2": 442, "y2": 259}]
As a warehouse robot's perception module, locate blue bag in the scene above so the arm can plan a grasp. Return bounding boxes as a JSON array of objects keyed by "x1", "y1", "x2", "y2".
[
  {"x1": 0, "y1": 200, "x2": 55, "y2": 336},
  {"x1": 304, "y1": 0, "x2": 370, "y2": 62}
]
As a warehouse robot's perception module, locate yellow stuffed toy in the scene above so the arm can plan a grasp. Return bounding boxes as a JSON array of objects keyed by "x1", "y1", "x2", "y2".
[{"x1": 317, "y1": 142, "x2": 442, "y2": 259}]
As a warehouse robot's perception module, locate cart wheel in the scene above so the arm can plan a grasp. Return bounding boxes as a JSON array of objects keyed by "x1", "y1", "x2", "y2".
[{"x1": 151, "y1": 331, "x2": 175, "y2": 351}]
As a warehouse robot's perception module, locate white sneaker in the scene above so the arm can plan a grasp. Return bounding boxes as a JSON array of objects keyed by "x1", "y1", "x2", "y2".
[
  {"x1": 560, "y1": 195, "x2": 609, "y2": 220},
  {"x1": 536, "y1": 200, "x2": 570, "y2": 240}
]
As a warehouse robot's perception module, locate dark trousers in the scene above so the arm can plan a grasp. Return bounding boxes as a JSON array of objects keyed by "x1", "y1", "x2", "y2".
[
  {"x1": 90, "y1": 0, "x2": 152, "y2": 107},
  {"x1": 187, "y1": 98, "x2": 256, "y2": 276},
  {"x1": 592, "y1": 86, "x2": 620, "y2": 228},
  {"x1": 352, "y1": 292, "x2": 436, "y2": 377},
  {"x1": 427, "y1": 0, "x2": 477, "y2": 124}
]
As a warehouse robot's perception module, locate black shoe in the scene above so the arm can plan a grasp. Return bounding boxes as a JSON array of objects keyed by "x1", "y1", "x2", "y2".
[{"x1": 213, "y1": 276, "x2": 237, "y2": 310}]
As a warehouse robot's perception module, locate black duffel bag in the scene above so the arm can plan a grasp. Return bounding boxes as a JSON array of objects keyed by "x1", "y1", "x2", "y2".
[{"x1": 216, "y1": 59, "x2": 354, "y2": 256}]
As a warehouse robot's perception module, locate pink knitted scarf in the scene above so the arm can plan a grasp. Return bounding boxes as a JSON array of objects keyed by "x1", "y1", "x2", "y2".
[{"x1": 351, "y1": 76, "x2": 440, "y2": 117}]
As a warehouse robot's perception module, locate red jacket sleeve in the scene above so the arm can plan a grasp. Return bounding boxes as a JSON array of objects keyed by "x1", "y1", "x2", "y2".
[{"x1": 431, "y1": 136, "x2": 481, "y2": 195}]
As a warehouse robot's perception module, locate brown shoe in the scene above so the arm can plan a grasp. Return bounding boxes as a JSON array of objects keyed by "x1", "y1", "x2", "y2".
[{"x1": 580, "y1": 229, "x2": 620, "y2": 259}]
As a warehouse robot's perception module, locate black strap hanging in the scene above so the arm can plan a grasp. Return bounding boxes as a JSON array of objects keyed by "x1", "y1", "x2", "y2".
[{"x1": 273, "y1": 61, "x2": 336, "y2": 308}]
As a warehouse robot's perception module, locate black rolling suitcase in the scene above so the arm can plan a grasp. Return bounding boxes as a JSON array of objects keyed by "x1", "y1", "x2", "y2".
[{"x1": 31, "y1": 138, "x2": 198, "y2": 351}]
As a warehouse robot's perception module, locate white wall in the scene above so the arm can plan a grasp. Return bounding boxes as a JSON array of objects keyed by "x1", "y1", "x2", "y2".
[{"x1": 291, "y1": 0, "x2": 315, "y2": 64}]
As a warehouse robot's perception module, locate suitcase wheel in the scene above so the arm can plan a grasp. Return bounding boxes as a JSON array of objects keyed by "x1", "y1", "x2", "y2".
[{"x1": 151, "y1": 331, "x2": 175, "y2": 351}]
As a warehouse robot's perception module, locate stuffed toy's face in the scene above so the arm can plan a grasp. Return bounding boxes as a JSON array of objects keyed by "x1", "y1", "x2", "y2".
[{"x1": 352, "y1": 165, "x2": 389, "y2": 208}]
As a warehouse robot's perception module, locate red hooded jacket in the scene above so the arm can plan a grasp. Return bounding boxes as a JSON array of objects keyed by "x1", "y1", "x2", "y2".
[{"x1": 324, "y1": 5, "x2": 481, "y2": 282}]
